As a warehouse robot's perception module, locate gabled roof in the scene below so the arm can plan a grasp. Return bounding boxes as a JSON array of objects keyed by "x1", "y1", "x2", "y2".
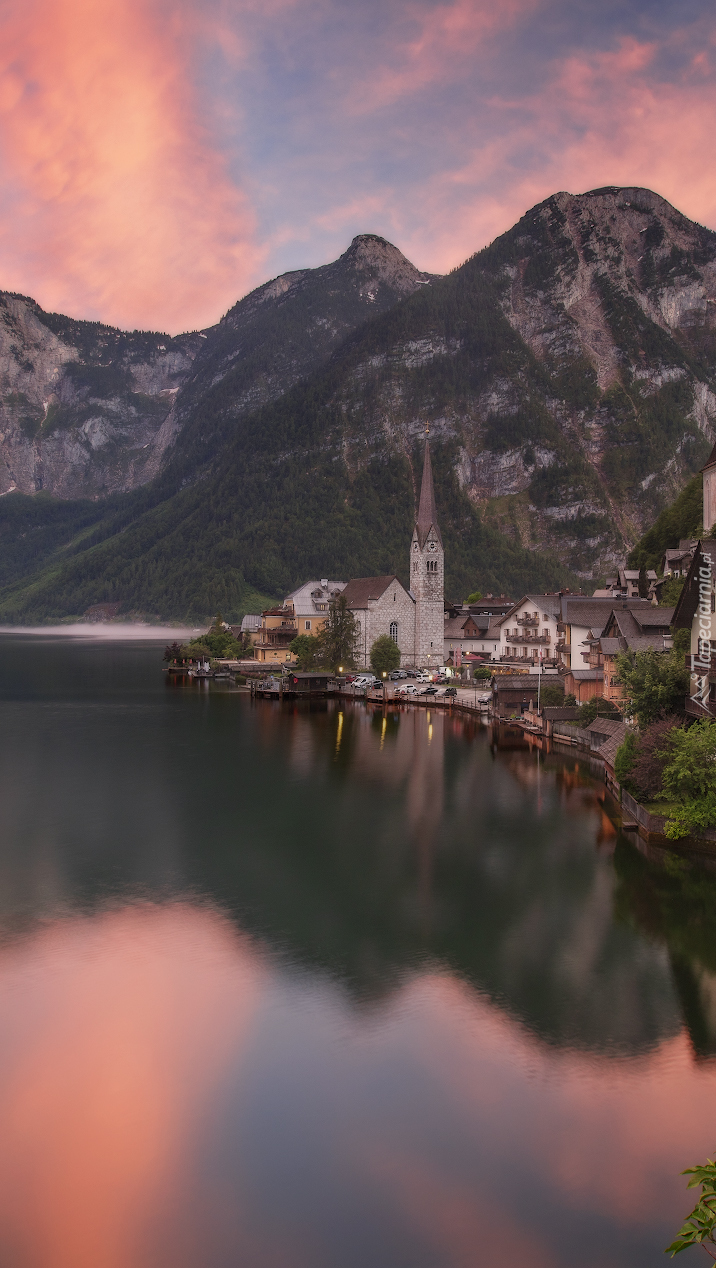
[
  {"x1": 498, "y1": 594, "x2": 561, "y2": 624},
  {"x1": 560, "y1": 595, "x2": 651, "y2": 630},
  {"x1": 673, "y1": 539, "x2": 716, "y2": 629},
  {"x1": 631, "y1": 607, "x2": 674, "y2": 630},
  {"x1": 567, "y1": 668, "x2": 604, "y2": 680},
  {"x1": 415, "y1": 439, "x2": 442, "y2": 549},
  {"x1": 599, "y1": 724, "x2": 630, "y2": 770},
  {"x1": 342, "y1": 575, "x2": 411, "y2": 609}
]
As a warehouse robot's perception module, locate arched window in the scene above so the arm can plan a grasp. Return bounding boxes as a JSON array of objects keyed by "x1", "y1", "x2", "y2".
[{"x1": 390, "y1": 621, "x2": 398, "y2": 643}]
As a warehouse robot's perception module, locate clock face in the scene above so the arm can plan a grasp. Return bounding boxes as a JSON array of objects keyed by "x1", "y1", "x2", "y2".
[
  {"x1": 413, "y1": 543, "x2": 418, "y2": 551},
  {"x1": 429, "y1": 541, "x2": 437, "y2": 552}
]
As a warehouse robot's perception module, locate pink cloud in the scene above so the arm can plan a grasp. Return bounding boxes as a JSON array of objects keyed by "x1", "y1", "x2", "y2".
[
  {"x1": 394, "y1": 27, "x2": 716, "y2": 274},
  {"x1": 0, "y1": 0, "x2": 264, "y2": 332},
  {"x1": 347, "y1": 0, "x2": 539, "y2": 113}
]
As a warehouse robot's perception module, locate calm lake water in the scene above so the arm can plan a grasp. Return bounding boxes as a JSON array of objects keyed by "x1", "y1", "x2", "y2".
[{"x1": 0, "y1": 633, "x2": 715, "y2": 1267}]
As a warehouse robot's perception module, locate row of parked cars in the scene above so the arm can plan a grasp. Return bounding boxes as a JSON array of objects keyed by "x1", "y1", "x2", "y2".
[{"x1": 339, "y1": 671, "x2": 458, "y2": 700}]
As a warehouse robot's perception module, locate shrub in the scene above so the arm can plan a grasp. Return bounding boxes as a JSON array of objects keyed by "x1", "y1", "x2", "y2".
[
  {"x1": 578, "y1": 696, "x2": 621, "y2": 727},
  {"x1": 370, "y1": 634, "x2": 401, "y2": 676},
  {"x1": 658, "y1": 720, "x2": 716, "y2": 839}
]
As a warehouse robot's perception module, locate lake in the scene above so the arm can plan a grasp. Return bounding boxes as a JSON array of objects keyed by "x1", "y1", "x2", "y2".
[{"x1": 0, "y1": 632, "x2": 713, "y2": 1267}]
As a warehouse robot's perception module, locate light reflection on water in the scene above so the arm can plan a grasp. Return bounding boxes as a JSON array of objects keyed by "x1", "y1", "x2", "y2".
[{"x1": 0, "y1": 635, "x2": 714, "y2": 1266}]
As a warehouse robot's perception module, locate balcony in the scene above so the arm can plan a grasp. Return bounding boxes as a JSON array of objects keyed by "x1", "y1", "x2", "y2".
[
  {"x1": 505, "y1": 633, "x2": 551, "y2": 645},
  {"x1": 517, "y1": 615, "x2": 539, "y2": 626}
]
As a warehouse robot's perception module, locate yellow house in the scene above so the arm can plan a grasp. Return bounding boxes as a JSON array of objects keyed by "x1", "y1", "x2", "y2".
[{"x1": 254, "y1": 607, "x2": 298, "y2": 664}]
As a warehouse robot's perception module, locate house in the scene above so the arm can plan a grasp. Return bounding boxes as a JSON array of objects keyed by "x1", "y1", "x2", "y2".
[
  {"x1": 557, "y1": 595, "x2": 653, "y2": 670},
  {"x1": 673, "y1": 538, "x2": 716, "y2": 718},
  {"x1": 253, "y1": 607, "x2": 298, "y2": 663},
  {"x1": 444, "y1": 612, "x2": 501, "y2": 664},
  {"x1": 563, "y1": 667, "x2": 603, "y2": 702},
  {"x1": 496, "y1": 595, "x2": 561, "y2": 665},
  {"x1": 284, "y1": 579, "x2": 347, "y2": 635},
  {"x1": 492, "y1": 674, "x2": 547, "y2": 717},
  {"x1": 661, "y1": 540, "x2": 698, "y2": 578},
  {"x1": 586, "y1": 606, "x2": 675, "y2": 707}
]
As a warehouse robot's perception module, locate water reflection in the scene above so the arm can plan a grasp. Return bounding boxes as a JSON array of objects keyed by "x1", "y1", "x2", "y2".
[{"x1": 1, "y1": 639, "x2": 716, "y2": 1265}]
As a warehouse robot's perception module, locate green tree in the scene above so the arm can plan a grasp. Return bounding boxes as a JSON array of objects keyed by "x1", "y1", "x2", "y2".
[
  {"x1": 577, "y1": 695, "x2": 621, "y2": 726},
  {"x1": 466, "y1": 590, "x2": 483, "y2": 603},
  {"x1": 540, "y1": 682, "x2": 565, "y2": 707},
  {"x1": 614, "y1": 731, "x2": 638, "y2": 792},
  {"x1": 564, "y1": 693, "x2": 577, "y2": 706},
  {"x1": 163, "y1": 641, "x2": 183, "y2": 663},
  {"x1": 666, "y1": 1157, "x2": 716, "y2": 1256},
  {"x1": 615, "y1": 646, "x2": 689, "y2": 727},
  {"x1": 316, "y1": 593, "x2": 358, "y2": 671},
  {"x1": 370, "y1": 634, "x2": 401, "y2": 676},
  {"x1": 659, "y1": 575, "x2": 686, "y2": 607},
  {"x1": 658, "y1": 719, "x2": 716, "y2": 839},
  {"x1": 472, "y1": 666, "x2": 492, "y2": 680},
  {"x1": 288, "y1": 633, "x2": 320, "y2": 670}
]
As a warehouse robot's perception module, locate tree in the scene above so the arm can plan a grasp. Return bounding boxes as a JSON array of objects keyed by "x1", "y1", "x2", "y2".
[
  {"x1": 564, "y1": 693, "x2": 577, "y2": 706},
  {"x1": 577, "y1": 695, "x2": 621, "y2": 727},
  {"x1": 638, "y1": 563, "x2": 649, "y2": 598},
  {"x1": 659, "y1": 575, "x2": 686, "y2": 607},
  {"x1": 540, "y1": 682, "x2": 565, "y2": 707},
  {"x1": 615, "y1": 646, "x2": 689, "y2": 727},
  {"x1": 466, "y1": 590, "x2": 483, "y2": 603},
  {"x1": 658, "y1": 719, "x2": 716, "y2": 839},
  {"x1": 628, "y1": 717, "x2": 683, "y2": 799},
  {"x1": 666, "y1": 1157, "x2": 716, "y2": 1257},
  {"x1": 370, "y1": 634, "x2": 401, "y2": 676},
  {"x1": 315, "y1": 594, "x2": 359, "y2": 671},
  {"x1": 614, "y1": 731, "x2": 638, "y2": 793},
  {"x1": 472, "y1": 666, "x2": 492, "y2": 680},
  {"x1": 163, "y1": 641, "x2": 183, "y2": 663},
  {"x1": 288, "y1": 633, "x2": 320, "y2": 670}
]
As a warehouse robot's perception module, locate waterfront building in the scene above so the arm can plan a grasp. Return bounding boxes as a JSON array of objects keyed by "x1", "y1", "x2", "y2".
[
  {"x1": 496, "y1": 596, "x2": 561, "y2": 665},
  {"x1": 585, "y1": 606, "x2": 675, "y2": 706},
  {"x1": 253, "y1": 607, "x2": 298, "y2": 663},
  {"x1": 284, "y1": 579, "x2": 347, "y2": 634}
]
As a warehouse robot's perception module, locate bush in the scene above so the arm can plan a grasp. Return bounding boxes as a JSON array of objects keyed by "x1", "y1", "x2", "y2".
[
  {"x1": 564, "y1": 693, "x2": 576, "y2": 706},
  {"x1": 540, "y1": 683, "x2": 565, "y2": 707},
  {"x1": 370, "y1": 634, "x2": 401, "y2": 676},
  {"x1": 630, "y1": 717, "x2": 683, "y2": 799},
  {"x1": 658, "y1": 719, "x2": 716, "y2": 839},
  {"x1": 615, "y1": 731, "x2": 638, "y2": 792},
  {"x1": 616, "y1": 645, "x2": 689, "y2": 727}
]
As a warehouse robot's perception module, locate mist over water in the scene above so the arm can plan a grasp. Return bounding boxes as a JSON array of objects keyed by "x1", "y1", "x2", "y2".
[{"x1": 0, "y1": 634, "x2": 713, "y2": 1267}]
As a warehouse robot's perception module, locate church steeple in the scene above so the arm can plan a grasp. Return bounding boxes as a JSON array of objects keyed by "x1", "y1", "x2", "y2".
[
  {"x1": 410, "y1": 433, "x2": 444, "y2": 668},
  {"x1": 415, "y1": 439, "x2": 442, "y2": 548}
]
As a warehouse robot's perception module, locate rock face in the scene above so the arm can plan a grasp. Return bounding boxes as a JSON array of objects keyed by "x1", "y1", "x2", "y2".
[
  {"x1": 0, "y1": 235, "x2": 434, "y2": 500},
  {"x1": 0, "y1": 298, "x2": 203, "y2": 498}
]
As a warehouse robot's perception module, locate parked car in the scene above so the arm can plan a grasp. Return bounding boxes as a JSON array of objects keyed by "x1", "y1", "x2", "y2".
[
  {"x1": 389, "y1": 670, "x2": 407, "y2": 680},
  {"x1": 442, "y1": 686, "x2": 458, "y2": 698},
  {"x1": 353, "y1": 674, "x2": 377, "y2": 688},
  {"x1": 419, "y1": 686, "x2": 439, "y2": 696},
  {"x1": 397, "y1": 684, "x2": 419, "y2": 695}
]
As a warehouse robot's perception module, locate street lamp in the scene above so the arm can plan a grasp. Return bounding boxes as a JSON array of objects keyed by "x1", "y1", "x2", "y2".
[{"x1": 382, "y1": 670, "x2": 387, "y2": 702}]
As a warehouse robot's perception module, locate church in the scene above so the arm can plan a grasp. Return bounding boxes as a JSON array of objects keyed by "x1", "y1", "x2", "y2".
[{"x1": 341, "y1": 437, "x2": 445, "y2": 670}]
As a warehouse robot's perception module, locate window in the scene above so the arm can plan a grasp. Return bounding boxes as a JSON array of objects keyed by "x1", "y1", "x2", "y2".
[
  {"x1": 390, "y1": 621, "x2": 398, "y2": 643},
  {"x1": 305, "y1": 621, "x2": 311, "y2": 630},
  {"x1": 426, "y1": 560, "x2": 438, "y2": 573}
]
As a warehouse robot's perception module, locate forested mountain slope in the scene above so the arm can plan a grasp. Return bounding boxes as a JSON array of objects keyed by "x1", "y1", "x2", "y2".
[{"x1": 2, "y1": 186, "x2": 716, "y2": 622}]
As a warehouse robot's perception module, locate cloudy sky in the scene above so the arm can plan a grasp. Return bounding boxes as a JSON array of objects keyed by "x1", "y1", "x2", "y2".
[{"x1": 0, "y1": 0, "x2": 714, "y2": 332}]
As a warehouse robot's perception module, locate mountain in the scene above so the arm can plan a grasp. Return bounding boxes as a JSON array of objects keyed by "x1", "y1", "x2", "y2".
[
  {"x1": 2, "y1": 187, "x2": 716, "y2": 622},
  {"x1": 0, "y1": 235, "x2": 433, "y2": 501}
]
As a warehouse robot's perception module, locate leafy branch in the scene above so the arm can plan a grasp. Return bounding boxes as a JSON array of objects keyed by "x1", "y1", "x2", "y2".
[{"x1": 667, "y1": 1159, "x2": 716, "y2": 1257}]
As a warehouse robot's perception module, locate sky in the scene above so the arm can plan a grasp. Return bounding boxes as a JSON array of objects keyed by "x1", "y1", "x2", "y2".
[{"x1": 0, "y1": 0, "x2": 715, "y2": 333}]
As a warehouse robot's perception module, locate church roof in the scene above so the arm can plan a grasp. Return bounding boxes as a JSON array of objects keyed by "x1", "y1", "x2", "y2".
[
  {"x1": 415, "y1": 439, "x2": 442, "y2": 549},
  {"x1": 342, "y1": 575, "x2": 410, "y2": 609}
]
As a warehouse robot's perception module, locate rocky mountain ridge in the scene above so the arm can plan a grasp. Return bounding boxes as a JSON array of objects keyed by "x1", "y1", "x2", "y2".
[
  {"x1": 0, "y1": 235, "x2": 433, "y2": 501},
  {"x1": 2, "y1": 186, "x2": 716, "y2": 621}
]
